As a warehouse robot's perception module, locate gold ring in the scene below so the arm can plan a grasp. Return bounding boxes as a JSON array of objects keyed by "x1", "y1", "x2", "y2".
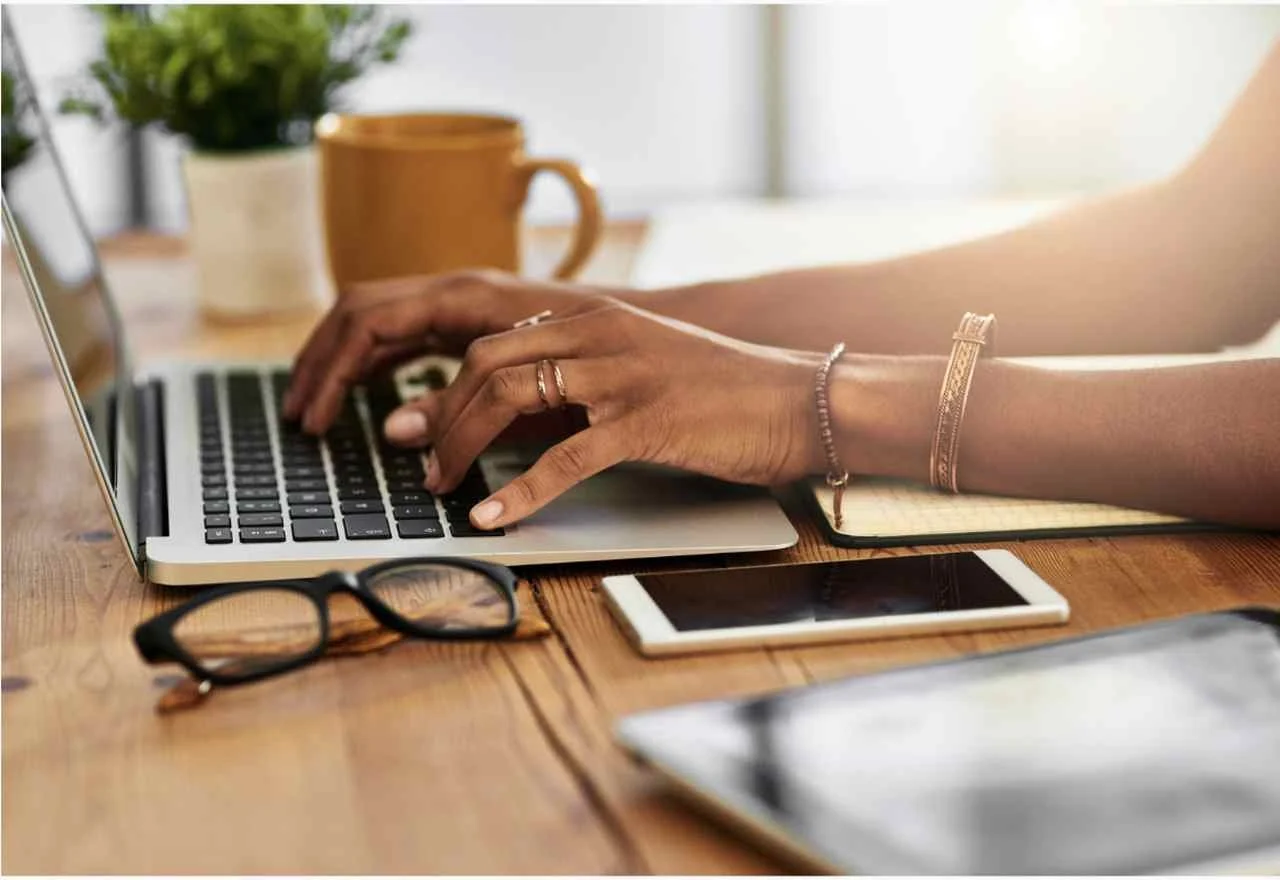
[
  {"x1": 513, "y1": 309, "x2": 553, "y2": 330},
  {"x1": 549, "y1": 359, "x2": 567, "y2": 408},
  {"x1": 535, "y1": 360, "x2": 552, "y2": 410}
]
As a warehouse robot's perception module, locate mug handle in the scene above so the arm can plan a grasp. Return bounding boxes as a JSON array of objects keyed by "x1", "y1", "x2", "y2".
[{"x1": 514, "y1": 158, "x2": 603, "y2": 279}]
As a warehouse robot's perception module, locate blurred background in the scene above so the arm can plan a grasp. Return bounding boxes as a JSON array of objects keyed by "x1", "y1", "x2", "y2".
[{"x1": 7, "y1": 1, "x2": 1280, "y2": 235}]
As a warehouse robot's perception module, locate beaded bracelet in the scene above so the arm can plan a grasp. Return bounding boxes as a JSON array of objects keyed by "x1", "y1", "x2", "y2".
[
  {"x1": 930, "y1": 312, "x2": 997, "y2": 493},
  {"x1": 815, "y1": 342, "x2": 849, "y2": 528}
]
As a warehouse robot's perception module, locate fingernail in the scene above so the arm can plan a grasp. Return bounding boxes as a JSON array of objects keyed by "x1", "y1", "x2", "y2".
[
  {"x1": 384, "y1": 407, "x2": 429, "y2": 443},
  {"x1": 471, "y1": 498, "x2": 504, "y2": 527},
  {"x1": 425, "y1": 451, "x2": 440, "y2": 490}
]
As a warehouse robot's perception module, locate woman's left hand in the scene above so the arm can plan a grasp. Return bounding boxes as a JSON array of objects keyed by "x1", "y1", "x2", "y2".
[{"x1": 393, "y1": 300, "x2": 826, "y2": 529}]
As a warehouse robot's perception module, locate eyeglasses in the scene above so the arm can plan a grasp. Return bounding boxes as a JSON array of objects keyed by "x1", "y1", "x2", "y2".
[{"x1": 134, "y1": 558, "x2": 519, "y2": 709}]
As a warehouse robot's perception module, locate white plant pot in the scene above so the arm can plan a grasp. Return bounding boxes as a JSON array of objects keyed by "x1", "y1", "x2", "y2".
[{"x1": 183, "y1": 146, "x2": 329, "y2": 320}]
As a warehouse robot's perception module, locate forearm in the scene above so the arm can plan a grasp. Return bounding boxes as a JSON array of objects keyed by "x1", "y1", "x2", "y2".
[
  {"x1": 828, "y1": 357, "x2": 1280, "y2": 529},
  {"x1": 631, "y1": 46, "x2": 1280, "y2": 357},
  {"x1": 637, "y1": 176, "x2": 1277, "y2": 357}
]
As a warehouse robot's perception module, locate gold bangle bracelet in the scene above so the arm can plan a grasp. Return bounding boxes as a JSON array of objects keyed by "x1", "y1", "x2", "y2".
[{"x1": 930, "y1": 312, "x2": 997, "y2": 493}]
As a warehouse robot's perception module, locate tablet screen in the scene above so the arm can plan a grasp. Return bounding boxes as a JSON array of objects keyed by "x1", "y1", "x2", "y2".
[
  {"x1": 618, "y1": 610, "x2": 1280, "y2": 874},
  {"x1": 636, "y1": 553, "x2": 1028, "y2": 632}
]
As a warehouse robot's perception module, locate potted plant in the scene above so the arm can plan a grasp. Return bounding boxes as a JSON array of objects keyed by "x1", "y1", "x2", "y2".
[{"x1": 62, "y1": 4, "x2": 412, "y2": 319}]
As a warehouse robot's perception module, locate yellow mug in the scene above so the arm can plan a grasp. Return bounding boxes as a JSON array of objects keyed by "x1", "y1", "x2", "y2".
[{"x1": 315, "y1": 112, "x2": 602, "y2": 289}]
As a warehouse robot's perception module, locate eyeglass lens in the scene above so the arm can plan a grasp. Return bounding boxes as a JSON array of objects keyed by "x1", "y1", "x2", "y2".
[
  {"x1": 172, "y1": 587, "x2": 322, "y2": 680},
  {"x1": 363, "y1": 562, "x2": 512, "y2": 630}
]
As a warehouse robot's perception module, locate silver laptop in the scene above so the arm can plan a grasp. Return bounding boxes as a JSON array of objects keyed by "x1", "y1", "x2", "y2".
[{"x1": 1, "y1": 19, "x2": 796, "y2": 586}]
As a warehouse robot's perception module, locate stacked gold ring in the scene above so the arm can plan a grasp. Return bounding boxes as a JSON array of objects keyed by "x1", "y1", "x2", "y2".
[
  {"x1": 535, "y1": 359, "x2": 552, "y2": 410},
  {"x1": 534, "y1": 359, "x2": 568, "y2": 410}
]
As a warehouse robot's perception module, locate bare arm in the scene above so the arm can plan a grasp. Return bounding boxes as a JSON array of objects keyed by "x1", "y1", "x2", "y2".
[
  {"x1": 634, "y1": 43, "x2": 1280, "y2": 356},
  {"x1": 829, "y1": 356, "x2": 1280, "y2": 529}
]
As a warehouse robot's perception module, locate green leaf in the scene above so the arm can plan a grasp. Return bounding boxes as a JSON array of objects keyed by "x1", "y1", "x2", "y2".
[{"x1": 55, "y1": 4, "x2": 417, "y2": 150}]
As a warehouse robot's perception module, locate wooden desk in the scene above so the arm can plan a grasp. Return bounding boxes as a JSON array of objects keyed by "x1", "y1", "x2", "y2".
[{"x1": 3, "y1": 228, "x2": 1278, "y2": 874}]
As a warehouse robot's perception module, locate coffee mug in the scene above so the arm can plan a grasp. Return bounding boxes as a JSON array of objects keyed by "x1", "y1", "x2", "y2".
[{"x1": 315, "y1": 112, "x2": 602, "y2": 289}]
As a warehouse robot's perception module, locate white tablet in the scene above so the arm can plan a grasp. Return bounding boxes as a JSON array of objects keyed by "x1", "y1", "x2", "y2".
[
  {"x1": 615, "y1": 608, "x2": 1280, "y2": 874},
  {"x1": 601, "y1": 550, "x2": 1068, "y2": 656}
]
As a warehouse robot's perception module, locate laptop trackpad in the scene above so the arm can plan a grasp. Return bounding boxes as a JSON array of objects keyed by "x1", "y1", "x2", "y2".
[{"x1": 480, "y1": 447, "x2": 769, "y2": 527}]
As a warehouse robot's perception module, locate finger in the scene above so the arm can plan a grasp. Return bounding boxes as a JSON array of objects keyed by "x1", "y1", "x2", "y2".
[
  {"x1": 363, "y1": 337, "x2": 431, "y2": 381},
  {"x1": 300, "y1": 294, "x2": 457, "y2": 434},
  {"x1": 383, "y1": 394, "x2": 435, "y2": 447},
  {"x1": 429, "y1": 306, "x2": 618, "y2": 444},
  {"x1": 469, "y1": 427, "x2": 627, "y2": 529},
  {"x1": 284, "y1": 280, "x2": 422, "y2": 418},
  {"x1": 382, "y1": 302, "x2": 616, "y2": 447},
  {"x1": 297, "y1": 275, "x2": 505, "y2": 432},
  {"x1": 427, "y1": 359, "x2": 612, "y2": 494}
]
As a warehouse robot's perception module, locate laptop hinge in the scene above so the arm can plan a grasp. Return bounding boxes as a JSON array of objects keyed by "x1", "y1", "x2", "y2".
[{"x1": 135, "y1": 379, "x2": 169, "y2": 550}]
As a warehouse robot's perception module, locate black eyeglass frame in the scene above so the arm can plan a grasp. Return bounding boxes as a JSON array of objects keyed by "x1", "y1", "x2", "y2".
[{"x1": 133, "y1": 557, "x2": 520, "y2": 687}]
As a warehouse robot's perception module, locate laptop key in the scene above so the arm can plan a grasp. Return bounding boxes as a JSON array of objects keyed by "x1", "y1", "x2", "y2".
[
  {"x1": 240, "y1": 527, "x2": 286, "y2": 543},
  {"x1": 449, "y1": 523, "x2": 506, "y2": 538},
  {"x1": 340, "y1": 499, "x2": 384, "y2": 515},
  {"x1": 343, "y1": 514, "x2": 391, "y2": 540},
  {"x1": 390, "y1": 491, "x2": 435, "y2": 506},
  {"x1": 282, "y1": 466, "x2": 325, "y2": 480},
  {"x1": 385, "y1": 477, "x2": 427, "y2": 493},
  {"x1": 203, "y1": 487, "x2": 229, "y2": 501},
  {"x1": 233, "y1": 462, "x2": 275, "y2": 475},
  {"x1": 392, "y1": 504, "x2": 438, "y2": 520},
  {"x1": 205, "y1": 528, "x2": 233, "y2": 544},
  {"x1": 204, "y1": 514, "x2": 231, "y2": 528},
  {"x1": 287, "y1": 491, "x2": 329, "y2": 506},
  {"x1": 237, "y1": 500, "x2": 281, "y2": 513},
  {"x1": 236, "y1": 487, "x2": 279, "y2": 500},
  {"x1": 290, "y1": 504, "x2": 334, "y2": 519},
  {"x1": 204, "y1": 500, "x2": 230, "y2": 514},
  {"x1": 293, "y1": 519, "x2": 339, "y2": 542},
  {"x1": 234, "y1": 474, "x2": 277, "y2": 488},
  {"x1": 239, "y1": 513, "x2": 284, "y2": 527},
  {"x1": 337, "y1": 485, "x2": 379, "y2": 501},
  {"x1": 285, "y1": 478, "x2": 329, "y2": 493},
  {"x1": 397, "y1": 519, "x2": 444, "y2": 539}
]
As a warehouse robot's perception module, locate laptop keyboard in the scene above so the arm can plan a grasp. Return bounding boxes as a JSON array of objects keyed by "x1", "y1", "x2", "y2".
[{"x1": 197, "y1": 369, "x2": 505, "y2": 545}]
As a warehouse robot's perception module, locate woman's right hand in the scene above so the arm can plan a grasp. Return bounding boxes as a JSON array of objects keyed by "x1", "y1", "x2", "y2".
[{"x1": 282, "y1": 269, "x2": 622, "y2": 432}]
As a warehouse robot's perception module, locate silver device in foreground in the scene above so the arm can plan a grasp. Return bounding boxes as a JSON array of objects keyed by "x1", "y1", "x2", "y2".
[{"x1": 1, "y1": 15, "x2": 797, "y2": 586}]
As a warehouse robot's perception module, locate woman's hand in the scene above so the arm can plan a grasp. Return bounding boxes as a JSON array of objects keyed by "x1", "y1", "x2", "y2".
[
  {"x1": 397, "y1": 300, "x2": 825, "y2": 530},
  {"x1": 282, "y1": 269, "x2": 624, "y2": 432}
]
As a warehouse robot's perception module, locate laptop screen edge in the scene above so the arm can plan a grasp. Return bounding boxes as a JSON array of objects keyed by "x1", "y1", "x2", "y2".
[{"x1": 1, "y1": 11, "x2": 143, "y2": 574}]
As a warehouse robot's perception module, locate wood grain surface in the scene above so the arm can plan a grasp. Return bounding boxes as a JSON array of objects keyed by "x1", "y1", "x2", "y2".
[{"x1": 3, "y1": 227, "x2": 1278, "y2": 874}]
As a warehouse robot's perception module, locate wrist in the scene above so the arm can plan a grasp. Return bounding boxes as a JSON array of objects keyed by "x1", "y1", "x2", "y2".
[{"x1": 827, "y1": 355, "x2": 947, "y2": 483}]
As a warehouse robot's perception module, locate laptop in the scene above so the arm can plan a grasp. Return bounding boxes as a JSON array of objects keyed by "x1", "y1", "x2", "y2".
[{"x1": 0, "y1": 18, "x2": 797, "y2": 586}]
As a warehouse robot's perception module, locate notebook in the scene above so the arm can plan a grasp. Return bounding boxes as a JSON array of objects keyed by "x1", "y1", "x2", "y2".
[{"x1": 807, "y1": 477, "x2": 1196, "y2": 548}]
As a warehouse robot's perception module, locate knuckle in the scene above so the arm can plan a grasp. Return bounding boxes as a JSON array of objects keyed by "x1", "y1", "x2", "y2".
[
  {"x1": 507, "y1": 475, "x2": 541, "y2": 509},
  {"x1": 441, "y1": 268, "x2": 506, "y2": 293},
  {"x1": 486, "y1": 367, "x2": 523, "y2": 406},
  {"x1": 462, "y1": 335, "x2": 497, "y2": 372},
  {"x1": 546, "y1": 439, "x2": 592, "y2": 479}
]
